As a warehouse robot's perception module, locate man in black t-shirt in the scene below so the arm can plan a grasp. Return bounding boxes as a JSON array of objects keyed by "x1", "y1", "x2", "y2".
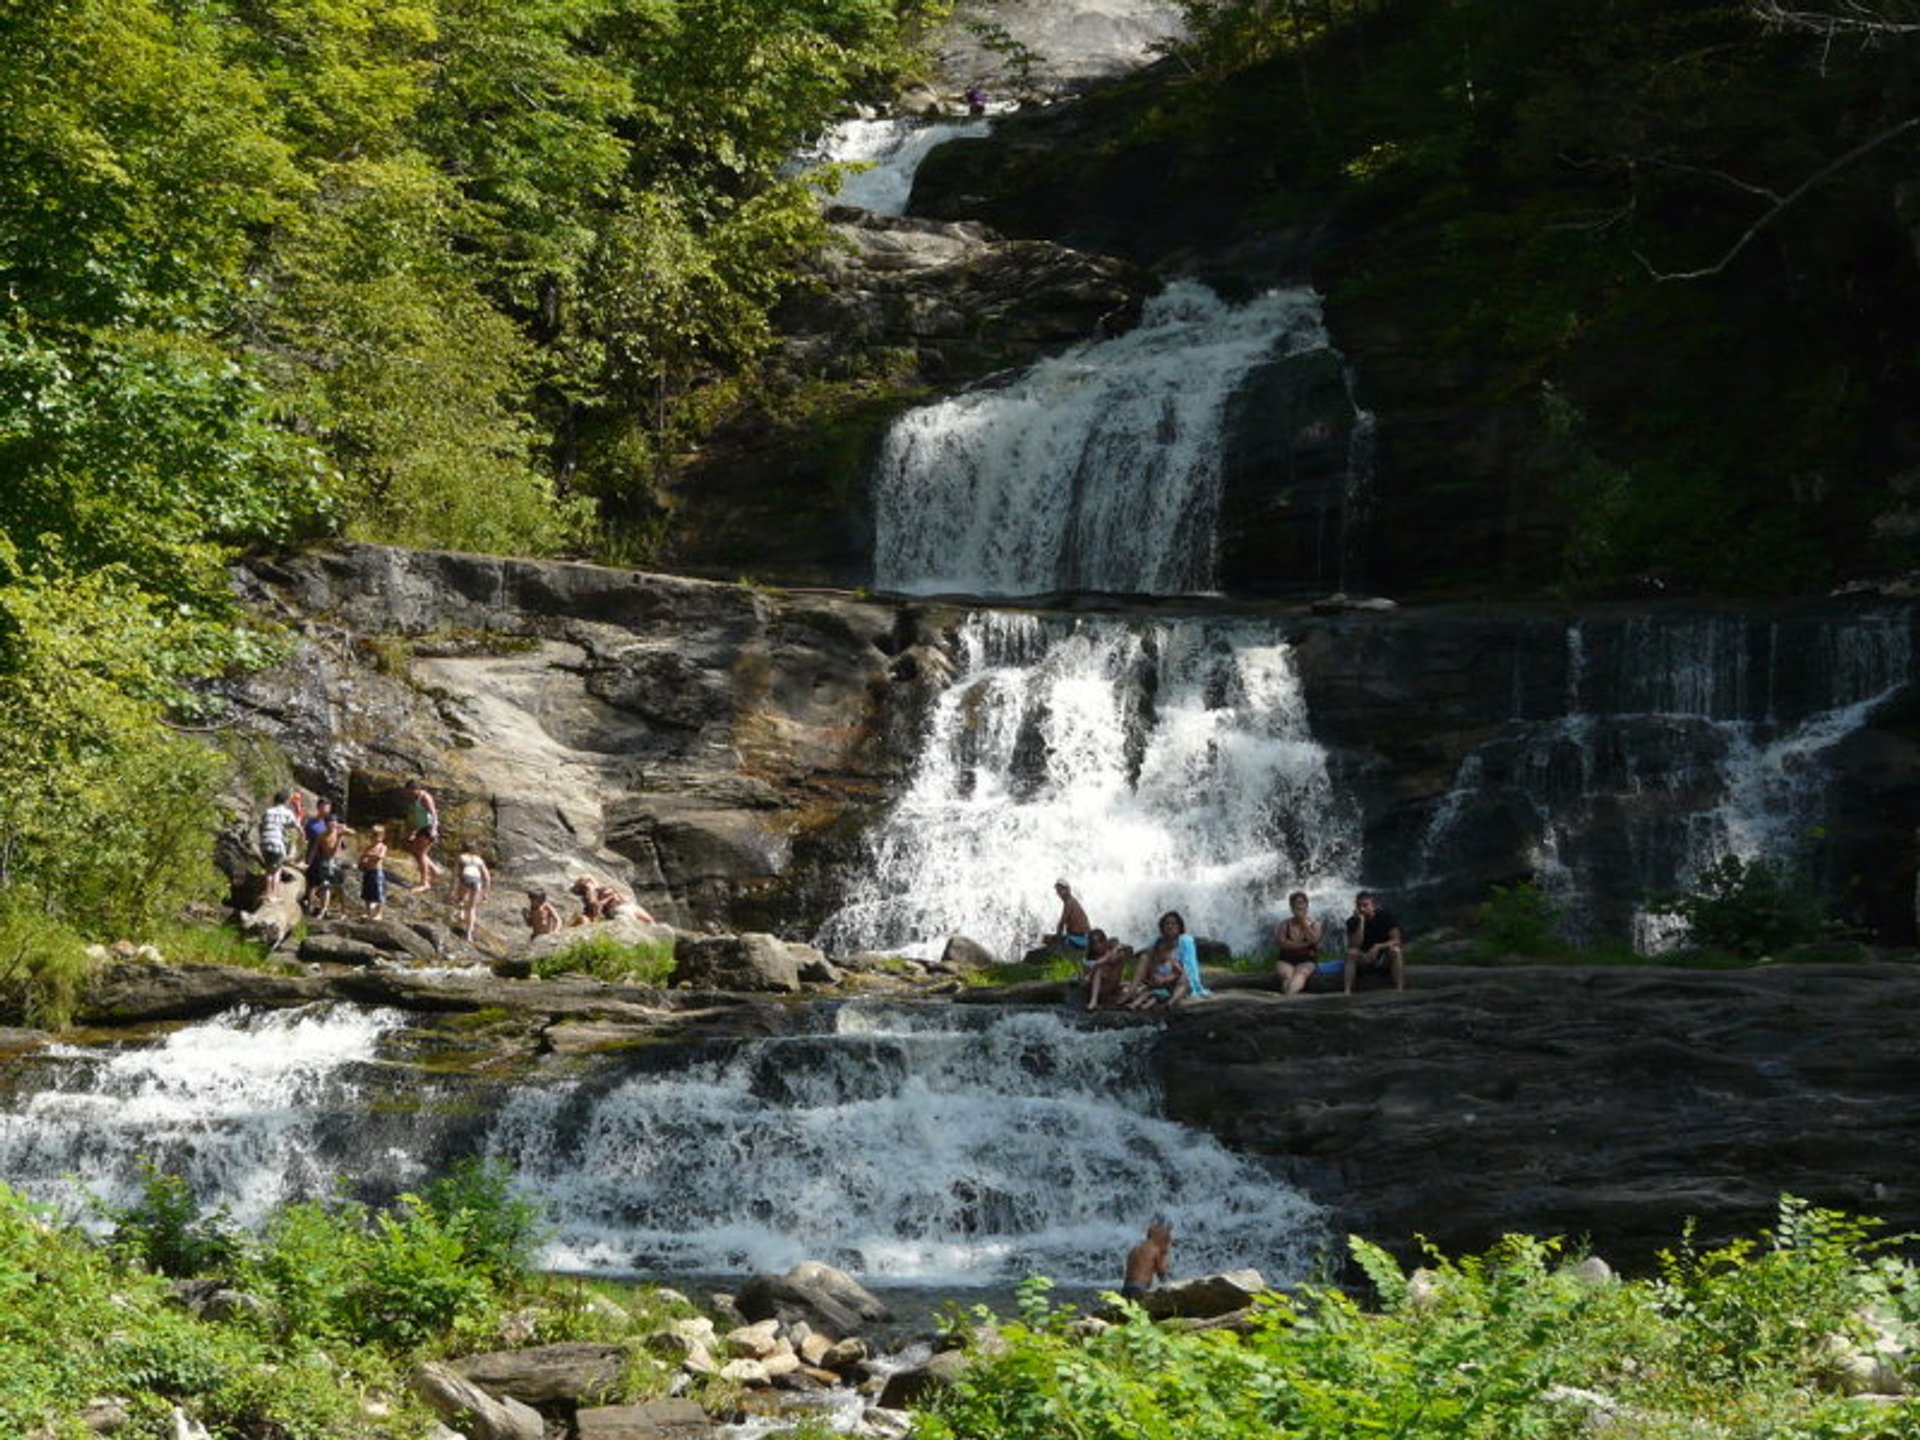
[{"x1": 1343, "y1": 890, "x2": 1406, "y2": 994}]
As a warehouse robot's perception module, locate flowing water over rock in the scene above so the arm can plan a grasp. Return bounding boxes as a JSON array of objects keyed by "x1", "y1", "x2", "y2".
[
  {"x1": 1404, "y1": 609, "x2": 1915, "y2": 945},
  {"x1": 0, "y1": 1005, "x2": 418, "y2": 1226},
  {"x1": 872, "y1": 282, "x2": 1356, "y2": 596},
  {"x1": 807, "y1": 117, "x2": 991, "y2": 216},
  {"x1": 485, "y1": 1002, "x2": 1324, "y2": 1287},
  {"x1": 820, "y1": 611, "x2": 1360, "y2": 959},
  {"x1": 0, "y1": 1000, "x2": 1327, "y2": 1291}
]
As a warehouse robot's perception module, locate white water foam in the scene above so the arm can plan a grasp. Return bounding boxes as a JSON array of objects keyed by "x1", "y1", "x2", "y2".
[
  {"x1": 484, "y1": 1003, "x2": 1326, "y2": 1288},
  {"x1": 819, "y1": 612, "x2": 1360, "y2": 961},
  {"x1": 805, "y1": 117, "x2": 990, "y2": 216},
  {"x1": 0, "y1": 1004, "x2": 411, "y2": 1226},
  {"x1": 872, "y1": 282, "x2": 1335, "y2": 597}
]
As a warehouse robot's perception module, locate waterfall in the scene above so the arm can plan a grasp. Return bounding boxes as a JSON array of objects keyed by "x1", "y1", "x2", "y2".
[
  {"x1": 0, "y1": 1004, "x2": 416, "y2": 1227},
  {"x1": 819, "y1": 612, "x2": 1361, "y2": 960},
  {"x1": 872, "y1": 282, "x2": 1343, "y2": 597},
  {"x1": 0, "y1": 1002, "x2": 1328, "y2": 1292},
  {"x1": 804, "y1": 117, "x2": 990, "y2": 216},
  {"x1": 1410, "y1": 611, "x2": 1913, "y2": 946},
  {"x1": 484, "y1": 1003, "x2": 1326, "y2": 1287}
]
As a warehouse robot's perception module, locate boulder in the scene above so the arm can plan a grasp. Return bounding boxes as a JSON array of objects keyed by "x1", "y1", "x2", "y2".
[
  {"x1": 327, "y1": 916, "x2": 442, "y2": 964},
  {"x1": 575, "y1": 1398, "x2": 714, "y2": 1440},
  {"x1": 450, "y1": 1342, "x2": 630, "y2": 1406},
  {"x1": 77, "y1": 961, "x2": 321, "y2": 1025},
  {"x1": 736, "y1": 1261, "x2": 892, "y2": 1339},
  {"x1": 672, "y1": 933, "x2": 802, "y2": 993},
  {"x1": 409, "y1": 1362, "x2": 544, "y2": 1440},
  {"x1": 941, "y1": 935, "x2": 997, "y2": 970},
  {"x1": 238, "y1": 868, "x2": 307, "y2": 949},
  {"x1": 296, "y1": 933, "x2": 384, "y2": 966},
  {"x1": 1136, "y1": 1269, "x2": 1268, "y2": 1320},
  {"x1": 876, "y1": 1348, "x2": 969, "y2": 1408}
]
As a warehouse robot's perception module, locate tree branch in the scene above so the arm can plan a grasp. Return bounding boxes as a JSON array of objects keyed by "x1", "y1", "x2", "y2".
[{"x1": 1634, "y1": 113, "x2": 1920, "y2": 280}]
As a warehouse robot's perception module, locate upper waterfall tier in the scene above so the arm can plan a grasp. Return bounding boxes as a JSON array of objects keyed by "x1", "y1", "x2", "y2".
[{"x1": 872, "y1": 281, "x2": 1365, "y2": 598}]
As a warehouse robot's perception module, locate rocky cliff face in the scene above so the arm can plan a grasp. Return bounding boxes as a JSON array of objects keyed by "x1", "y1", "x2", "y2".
[
  {"x1": 228, "y1": 546, "x2": 959, "y2": 933},
  {"x1": 228, "y1": 548, "x2": 1920, "y2": 949}
]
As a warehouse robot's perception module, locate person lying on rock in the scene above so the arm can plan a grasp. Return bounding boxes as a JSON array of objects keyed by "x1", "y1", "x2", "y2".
[
  {"x1": 1343, "y1": 890, "x2": 1406, "y2": 993},
  {"x1": 1121, "y1": 1219, "x2": 1172, "y2": 1302},
  {"x1": 1273, "y1": 890, "x2": 1324, "y2": 995},
  {"x1": 1083, "y1": 929, "x2": 1134, "y2": 1010},
  {"x1": 570, "y1": 874, "x2": 656, "y2": 925}
]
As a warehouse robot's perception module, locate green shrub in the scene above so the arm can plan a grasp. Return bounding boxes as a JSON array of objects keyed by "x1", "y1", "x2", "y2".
[
  {"x1": 921, "y1": 1201, "x2": 1920, "y2": 1440},
  {"x1": 100, "y1": 1161, "x2": 239, "y2": 1278},
  {"x1": 970, "y1": 952, "x2": 1082, "y2": 987},
  {"x1": 0, "y1": 901, "x2": 98, "y2": 1028},
  {"x1": 1471, "y1": 880, "x2": 1567, "y2": 960},
  {"x1": 1650, "y1": 854, "x2": 1850, "y2": 959},
  {"x1": 420, "y1": 1156, "x2": 545, "y2": 1283},
  {"x1": 530, "y1": 933, "x2": 675, "y2": 984}
]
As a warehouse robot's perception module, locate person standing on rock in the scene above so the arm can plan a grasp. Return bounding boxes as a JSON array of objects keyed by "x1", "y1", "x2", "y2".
[
  {"x1": 1343, "y1": 890, "x2": 1405, "y2": 993},
  {"x1": 303, "y1": 801, "x2": 356, "y2": 921},
  {"x1": 1274, "y1": 890, "x2": 1324, "y2": 995},
  {"x1": 257, "y1": 791, "x2": 299, "y2": 894},
  {"x1": 402, "y1": 779, "x2": 443, "y2": 892},
  {"x1": 358, "y1": 825, "x2": 390, "y2": 921},
  {"x1": 451, "y1": 843, "x2": 491, "y2": 942},
  {"x1": 1121, "y1": 1219, "x2": 1172, "y2": 1301},
  {"x1": 1051, "y1": 879, "x2": 1091, "y2": 954}
]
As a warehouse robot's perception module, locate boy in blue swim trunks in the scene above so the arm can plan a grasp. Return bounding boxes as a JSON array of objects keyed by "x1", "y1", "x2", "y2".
[{"x1": 1052, "y1": 879, "x2": 1091, "y2": 952}]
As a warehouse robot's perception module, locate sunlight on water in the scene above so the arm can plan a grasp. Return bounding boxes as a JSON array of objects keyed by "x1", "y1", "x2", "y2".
[
  {"x1": 820, "y1": 612, "x2": 1360, "y2": 961},
  {"x1": 873, "y1": 282, "x2": 1338, "y2": 596},
  {"x1": 486, "y1": 1003, "x2": 1326, "y2": 1288}
]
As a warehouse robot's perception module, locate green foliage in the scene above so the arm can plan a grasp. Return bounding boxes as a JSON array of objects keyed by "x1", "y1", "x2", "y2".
[
  {"x1": 1472, "y1": 880, "x2": 1567, "y2": 960},
  {"x1": 968, "y1": 952, "x2": 1083, "y2": 987},
  {"x1": 420, "y1": 1156, "x2": 546, "y2": 1283},
  {"x1": 1650, "y1": 853, "x2": 1851, "y2": 959},
  {"x1": 0, "y1": 901, "x2": 98, "y2": 1029},
  {"x1": 531, "y1": 932, "x2": 676, "y2": 984},
  {"x1": 0, "y1": 554, "x2": 230, "y2": 946},
  {"x1": 924, "y1": 1203, "x2": 1920, "y2": 1440},
  {"x1": 101, "y1": 1162, "x2": 240, "y2": 1279}
]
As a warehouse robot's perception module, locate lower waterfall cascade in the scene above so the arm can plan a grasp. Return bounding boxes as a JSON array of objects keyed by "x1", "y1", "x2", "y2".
[{"x1": 0, "y1": 1001, "x2": 1329, "y2": 1292}]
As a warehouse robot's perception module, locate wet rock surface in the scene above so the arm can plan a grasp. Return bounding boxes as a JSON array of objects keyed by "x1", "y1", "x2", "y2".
[{"x1": 1154, "y1": 962, "x2": 1920, "y2": 1270}]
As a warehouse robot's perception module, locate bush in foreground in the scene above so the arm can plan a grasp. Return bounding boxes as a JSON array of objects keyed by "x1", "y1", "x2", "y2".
[{"x1": 922, "y1": 1197, "x2": 1919, "y2": 1440}]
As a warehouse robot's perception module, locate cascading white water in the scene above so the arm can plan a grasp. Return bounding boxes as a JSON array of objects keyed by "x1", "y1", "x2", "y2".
[
  {"x1": 483, "y1": 1002, "x2": 1326, "y2": 1287},
  {"x1": 804, "y1": 117, "x2": 990, "y2": 216},
  {"x1": 0, "y1": 1004, "x2": 412, "y2": 1226},
  {"x1": 1408, "y1": 612, "x2": 1913, "y2": 948},
  {"x1": 0, "y1": 1002, "x2": 1327, "y2": 1292},
  {"x1": 819, "y1": 612, "x2": 1361, "y2": 960},
  {"x1": 872, "y1": 282, "x2": 1339, "y2": 596}
]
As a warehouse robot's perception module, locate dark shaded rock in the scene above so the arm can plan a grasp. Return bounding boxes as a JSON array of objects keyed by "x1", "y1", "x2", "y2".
[
  {"x1": 876, "y1": 1347, "x2": 969, "y2": 1408},
  {"x1": 77, "y1": 962, "x2": 322, "y2": 1025},
  {"x1": 575, "y1": 1399, "x2": 714, "y2": 1440},
  {"x1": 1154, "y1": 963, "x2": 1920, "y2": 1273},
  {"x1": 1136, "y1": 1269, "x2": 1266, "y2": 1320},
  {"x1": 672, "y1": 934, "x2": 802, "y2": 993}
]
